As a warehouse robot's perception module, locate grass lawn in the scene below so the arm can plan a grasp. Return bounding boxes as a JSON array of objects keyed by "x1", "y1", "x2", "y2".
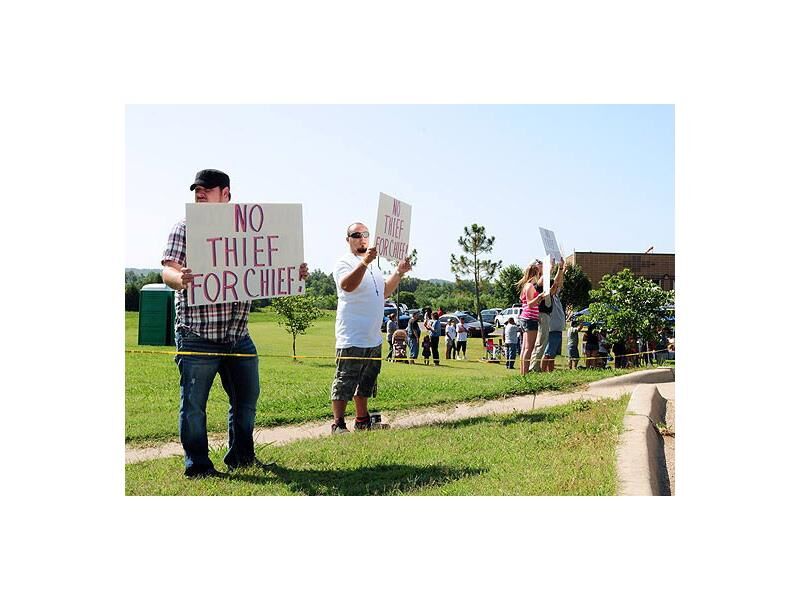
[
  {"x1": 125, "y1": 310, "x2": 648, "y2": 443},
  {"x1": 126, "y1": 394, "x2": 628, "y2": 496},
  {"x1": 125, "y1": 310, "x2": 648, "y2": 444}
]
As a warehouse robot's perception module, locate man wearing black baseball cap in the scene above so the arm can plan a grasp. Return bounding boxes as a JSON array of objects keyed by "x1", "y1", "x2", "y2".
[
  {"x1": 162, "y1": 168, "x2": 308, "y2": 478},
  {"x1": 189, "y1": 169, "x2": 232, "y2": 200}
]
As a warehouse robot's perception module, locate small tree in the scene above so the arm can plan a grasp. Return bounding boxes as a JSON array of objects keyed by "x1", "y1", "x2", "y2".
[
  {"x1": 272, "y1": 295, "x2": 323, "y2": 360},
  {"x1": 495, "y1": 264, "x2": 524, "y2": 308},
  {"x1": 561, "y1": 263, "x2": 592, "y2": 316},
  {"x1": 587, "y1": 268, "x2": 673, "y2": 345},
  {"x1": 450, "y1": 224, "x2": 502, "y2": 347}
]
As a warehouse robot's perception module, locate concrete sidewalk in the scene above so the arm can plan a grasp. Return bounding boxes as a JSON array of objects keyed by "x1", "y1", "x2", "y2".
[{"x1": 126, "y1": 367, "x2": 675, "y2": 465}]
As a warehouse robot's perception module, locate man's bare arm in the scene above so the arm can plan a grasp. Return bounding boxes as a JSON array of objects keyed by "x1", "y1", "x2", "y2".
[
  {"x1": 162, "y1": 260, "x2": 196, "y2": 291},
  {"x1": 340, "y1": 248, "x2": 377, "y2": 292}
]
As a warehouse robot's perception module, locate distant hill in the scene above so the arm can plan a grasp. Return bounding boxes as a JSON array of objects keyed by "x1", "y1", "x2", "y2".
[{"x1": 428, "y1": 278, "x2": 453, "y2": 285}]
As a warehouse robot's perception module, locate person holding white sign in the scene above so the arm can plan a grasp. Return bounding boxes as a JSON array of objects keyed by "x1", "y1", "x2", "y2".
[
  {"x1": 542, "y1": 289, "x2": 566, "y2": 372},
  {"x1": 162, "y1": 169, "x2": 309, "y2": 478},
  {"x1": 530, "y1": 258, "x2": 565, "y2": 373},
  {"x1": 330, "y1": 222, "x2": 413, "y2": 433},
  {"x1": 516, "y1": 261, "x2": 547, "y2": 375}
]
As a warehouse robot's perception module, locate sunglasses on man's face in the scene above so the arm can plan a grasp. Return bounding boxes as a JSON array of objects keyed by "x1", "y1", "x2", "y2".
[{"x1": 348, "y1": 231, "x2": 370, "y2": 239}]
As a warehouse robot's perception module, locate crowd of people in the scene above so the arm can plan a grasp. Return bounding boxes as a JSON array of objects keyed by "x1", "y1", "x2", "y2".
[
  {"x1": 162, "y1": 168, "x2": 674, "y2": 477},
  {"x1": 500, "y1": 316, "x2": 674, "y2": 371},
  {"x1": 381, "y1": 261, "x2": 676, "y2": 374},
  {"x1": 384, "y1": 308, "x2": 469, "y2": 364},
  {"x1": 494, "y1": 260, "x2": 675, "y2": 372},
  {"x1": 568, "y1": 322, "x2": 674, "y2": 369}
]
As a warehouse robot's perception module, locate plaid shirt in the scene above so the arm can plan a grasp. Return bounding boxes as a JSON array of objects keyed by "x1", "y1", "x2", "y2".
[{"x1": 161, "y1": 219, "x2": 251, "y2": 343}]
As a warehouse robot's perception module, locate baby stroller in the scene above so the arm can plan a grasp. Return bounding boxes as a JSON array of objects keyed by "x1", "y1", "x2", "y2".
[{"x1": 391, "y1": 329, "x2": 409, "y2": 364}]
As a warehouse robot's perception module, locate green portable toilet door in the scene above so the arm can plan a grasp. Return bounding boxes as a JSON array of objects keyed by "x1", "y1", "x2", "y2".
[{"x1": 138, "y1": 284, "x2": 175, "y2": 346}]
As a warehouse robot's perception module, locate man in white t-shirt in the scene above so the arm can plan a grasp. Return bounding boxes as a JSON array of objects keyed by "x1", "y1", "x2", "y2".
[
  {"x1": 455, "y1": 317, "x2": 469, "y2": 360},
  {"x1": 504, "y1": 318, "x2": 520, "y2": 369},
  {"x1": 445, "y1": 319, "x2": 457, "y2": 359},
  {"x1": 330, "y1": 222, "x2": 412, "y2": 433}
]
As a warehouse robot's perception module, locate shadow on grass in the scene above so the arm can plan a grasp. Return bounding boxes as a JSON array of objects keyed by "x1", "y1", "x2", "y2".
[
  {"x1": 429, "y1": 410, "x2": 571, "y2": 430},
  {"x1": 228, "y1": 462, "x2": 485, "y2": 495}
]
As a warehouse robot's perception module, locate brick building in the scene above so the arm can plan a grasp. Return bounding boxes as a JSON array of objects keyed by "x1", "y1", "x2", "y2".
[{"x1": 564, "y1": 251, "x2": 675, "y2": 291}]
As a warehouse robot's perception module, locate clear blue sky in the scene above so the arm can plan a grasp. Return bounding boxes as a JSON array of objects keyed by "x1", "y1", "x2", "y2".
[{"x1": 126, "y1": 105, "x2": 673, "y2": 280}]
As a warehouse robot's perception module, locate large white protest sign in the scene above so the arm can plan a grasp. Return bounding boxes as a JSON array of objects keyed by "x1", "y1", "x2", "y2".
[
  {"x1": 185, "y1": 203, "x2": 304, "y2": 306},
  {"x1": 539, "y1": 227, "x2": 563, "y2": 262},
  {"x1": 374, "y1": 192, "x2": 411, "y2": 261}
]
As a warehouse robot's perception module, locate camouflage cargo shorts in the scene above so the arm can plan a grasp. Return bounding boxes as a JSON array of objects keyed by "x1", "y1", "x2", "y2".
[{"x1": 330, "y1": 345, "x2": 383, "y2": 401}]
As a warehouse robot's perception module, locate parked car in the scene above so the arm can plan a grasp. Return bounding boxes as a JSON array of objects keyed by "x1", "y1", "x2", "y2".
[
  {"x1": 494, "y1": 305, "x2": 523, "y2": 328},
  {"x1": 437, "y1": 311, "x2": 494, "y2": 338},
  {"x1": 381, "y1": 306, "x2": 410, "y2": 332},
  {"x1": 384, "y1": 301, "x2": 408, "y2": 313},
  {"x1": 480, "y1": 309, "x2": 501, "y2": 325}
]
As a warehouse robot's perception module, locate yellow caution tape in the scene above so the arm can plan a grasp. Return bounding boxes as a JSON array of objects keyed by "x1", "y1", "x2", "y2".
[{"x1": 125, "y1": 347, "x2": 673, "y2": 365}]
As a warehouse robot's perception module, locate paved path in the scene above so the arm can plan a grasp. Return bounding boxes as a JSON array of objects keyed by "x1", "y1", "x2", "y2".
[{"x1": 126, "y1": 368, "x2": 675, "y2": 464}]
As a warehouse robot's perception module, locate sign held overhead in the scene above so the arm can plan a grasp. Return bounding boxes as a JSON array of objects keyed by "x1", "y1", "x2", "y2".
[
  {"x1": 374, "y1": 192, "x2": 412, "y2": 261},
  {"x1": 539, "y1": 227, "x2": 563, "y2": 262}
]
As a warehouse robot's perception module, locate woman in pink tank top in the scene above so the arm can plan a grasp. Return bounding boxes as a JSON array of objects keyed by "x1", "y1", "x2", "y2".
[{"x1": 516, "y1": 261, "x2": 548, "y2": 375}]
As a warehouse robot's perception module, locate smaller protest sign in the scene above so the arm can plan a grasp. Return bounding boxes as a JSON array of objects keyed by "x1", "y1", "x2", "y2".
[
  {"x1": 374, "y1": 192, "x2": 411, "y2": 261},
  {"x1": 539, "y1": 227, "x2": 563, "y2": 262},
  {"x1": 185, "y1": 203, "x2": 305, "y2": 307}
]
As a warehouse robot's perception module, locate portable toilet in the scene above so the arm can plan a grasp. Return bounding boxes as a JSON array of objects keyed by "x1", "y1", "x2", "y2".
[{"x1": 138, "y1": 283, "x2": 175, "y2": 346}]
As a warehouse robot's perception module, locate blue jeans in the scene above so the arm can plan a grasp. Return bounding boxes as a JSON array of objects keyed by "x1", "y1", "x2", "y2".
[
  {"x1": 408, "y1": 336, "x2": 419, "y2": 359},
  {"x1": 505, "y1": 342, "x2": 518, "y2": 369},
  {"x1": 175, "y1": 330, "x2": 260, "y2": 471}
]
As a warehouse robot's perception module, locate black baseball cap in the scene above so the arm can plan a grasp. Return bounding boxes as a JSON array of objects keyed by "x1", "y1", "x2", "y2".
[{"x1": 190, "y1": 169, "x2": 231, "y2": 193}]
